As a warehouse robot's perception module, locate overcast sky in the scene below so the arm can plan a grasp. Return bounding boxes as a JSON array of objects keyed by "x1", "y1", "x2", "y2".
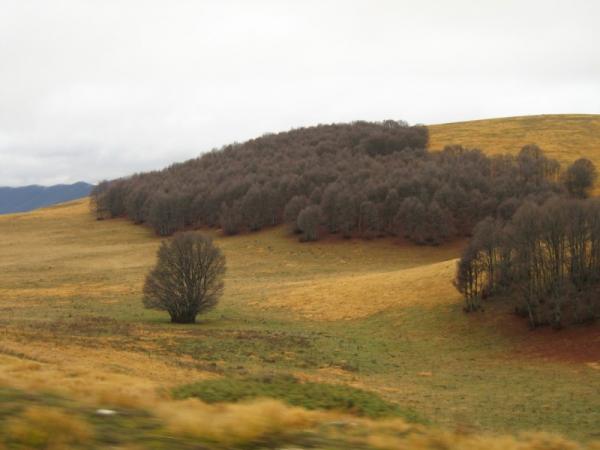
[{"x1": 1, "y1": 0, "x2": 599, "y2": 186}]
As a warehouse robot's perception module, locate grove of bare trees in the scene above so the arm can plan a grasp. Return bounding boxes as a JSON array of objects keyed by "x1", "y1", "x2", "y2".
[
  {"x1": 91, "y1": 120, "x2": 599, "y2": 329},
  {"x1": 92, "y1": 121, "x2": 574, "y2": 246},
  {"x1": 455, "y1": 198, "x2": 600, "y2": 328}
]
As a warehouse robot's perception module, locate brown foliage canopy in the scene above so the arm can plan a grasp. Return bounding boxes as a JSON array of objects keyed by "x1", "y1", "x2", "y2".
[
  {"x1": 92, "y1": 120, "x2": 575, "y2": 245},
  {"x1": 564, "y1": 157, "x2": 597, "y2": 198}
]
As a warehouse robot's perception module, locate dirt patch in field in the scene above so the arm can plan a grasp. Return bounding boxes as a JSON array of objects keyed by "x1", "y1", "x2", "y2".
[
  {"x1": 508, "y1": 321, "x2": 600, "y2": 365},
  {"x1": 479, "y1": 304, "x2": 600, "y2": 365}
]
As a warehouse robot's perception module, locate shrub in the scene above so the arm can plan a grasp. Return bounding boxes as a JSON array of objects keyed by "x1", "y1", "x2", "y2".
[
  {"x1": 143, "y1": 232, "x2": 226, "y2": 323},
  {"x1": 172, "y1": 374, "x2": 422, "y2": 421},
  {"x1": 156, "y1": 398, "x2": 320, "y2": 446},
  {"x1": 5, "y1": 406, "x2": 93, "y2": 448}
]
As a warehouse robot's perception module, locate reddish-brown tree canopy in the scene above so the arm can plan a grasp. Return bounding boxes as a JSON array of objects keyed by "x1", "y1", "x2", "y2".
[{"x1": 92, "y1": 120, "x2": 578, "y2": 246}]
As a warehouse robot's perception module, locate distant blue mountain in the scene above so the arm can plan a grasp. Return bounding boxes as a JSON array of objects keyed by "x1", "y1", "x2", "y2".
[{"x1": 0, "y1": 182, "x2": 94, "y2": 214}]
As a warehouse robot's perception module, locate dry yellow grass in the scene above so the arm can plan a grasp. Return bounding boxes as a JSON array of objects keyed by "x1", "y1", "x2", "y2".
[
  {"x1": 366, "y1": 430, "x2": 594, "y2": 450},
  {"x1": 0, "y1": 172, "x2": 598, "y2": 445},
  {"x1": 155, "y1": 399, "x2": 599, "y2": 450},
  {"x1": 0, "y1": 342, "x2": 210, "y2": 409},
  {"x1": 216, "y1": 226, "x2": 463, "y2": 320},
  {"x1": 0, "y1": 199, "x2": 460, "y2": 320},
  {"x1": 262, "y1": 259, "x2": 458, "y2": 320},
  {"x1": 0, "y1": 200, "x2": 217, "y2": 407},
  {"x1": 5, "y1": 406, "x2": 93, "y2": 449},
  {"x1": 0, "y1": 199, "x2": 463, "y2": 407},
  {"x1": 3, "y1": 396, "x2": 597, "y2": 450},
  {"x1": 155, "y1": 397, "x2": 329, "y2": 445},
  {"x1": 0, "y1": 200, "x2": 598, "y2": 442},
  {"x1": 429, "y1": 114, "x2": 600, "y2": 167}
]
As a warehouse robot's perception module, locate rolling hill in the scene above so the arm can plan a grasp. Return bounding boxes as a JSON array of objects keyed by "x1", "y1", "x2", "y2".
[
  {"x1": 95, "y1": 116, "x2": 594, "y2": 243},
  {"x1": 0, "y1": 115, "x2": 599, "y2": 448},
  {"x1": 0, "y1": 181, "x2": 94, "y2": 214},
  {"x1": 0, "y1": 198, "x2": 597, "y2": 448}
]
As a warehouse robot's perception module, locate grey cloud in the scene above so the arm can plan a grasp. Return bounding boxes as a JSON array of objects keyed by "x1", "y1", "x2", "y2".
[{"x1": 0, "y1": 0, "x2": 598, "y2": 186}]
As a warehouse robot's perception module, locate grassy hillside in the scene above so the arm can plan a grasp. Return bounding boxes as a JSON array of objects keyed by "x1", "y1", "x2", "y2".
[
  {"x1": 0, "y1": 199, "x2": 598, "y2": 448},
  {"x1": 429, "y1": 114, "x2": 600, "y2": 167}
]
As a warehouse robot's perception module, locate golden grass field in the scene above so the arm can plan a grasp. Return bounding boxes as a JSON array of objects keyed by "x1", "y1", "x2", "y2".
[
  {"x1": 0, "y1": 200, "x2": 464, "y2": 400},
  {"x1": 0, "y1": 115, "x2": 599, "y2": 448},
  {"x1": 429, "y1": 114, "x2": 600, "y2": 167}
]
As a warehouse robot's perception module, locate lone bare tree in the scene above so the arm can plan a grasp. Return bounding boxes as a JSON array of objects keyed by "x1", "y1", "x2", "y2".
[{"x1": 143, "y1": 232, "x2": 226, "y2": 323}]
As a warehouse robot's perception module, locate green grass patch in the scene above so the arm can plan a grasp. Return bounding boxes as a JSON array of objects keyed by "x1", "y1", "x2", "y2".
[{"x1": 172, "y1": 373, "x2": 423, "y2": 421}]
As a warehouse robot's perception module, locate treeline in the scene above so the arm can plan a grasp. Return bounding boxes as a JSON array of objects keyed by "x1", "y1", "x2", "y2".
[
  {"x1": 455, "y1": 198, "x2": 600, "y2": 328},
  {"x1": 92, "y1": 120, "x2": 585, "y2": 245}
]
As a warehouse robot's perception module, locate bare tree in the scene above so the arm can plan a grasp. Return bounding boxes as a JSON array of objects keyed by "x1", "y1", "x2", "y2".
[
  {"x1": 337, "y1": 191, "x2": 358, "y2": 238},
  {"x1": 283, "y1": 195, "x2": 308, "y2": 233},
  {"x1": 297, "y1": 205, "x2": 320, "y2": 242},
  {"x1": 240, "y1": 184, "x2": 267, "y2": 231},
  {"x1": 565, "y1": 158, "x2": 597, "y2": 198},
  {"x1": 321, "y1": 183, "x2": 342, "y2": 233},
  {"x1": 143, "y1": 232, "x2": 226, "y2": 323},
  {"x1": 456, "y1": 198, "x2": 600, "y2": 328},
  {"x1": 220, "y1": 201, "x2": 243, "y2": 235},
  {"x1": 381, "y1": 189, "x2": 399, "y2": 234},
  {"x1": 358, "y1": 200, "x2": 379, "y2": 239},
  {"x1": 454, "y1": 245, "x2": 485, "y2": 312},
  {"x1": 89, "y1": 180, "x2": 111, "y2": 220}
]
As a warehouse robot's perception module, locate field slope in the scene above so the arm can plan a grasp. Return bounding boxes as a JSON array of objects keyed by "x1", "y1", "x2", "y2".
[
  {"x1": 0, "y1": 115, "x2": 599, "y2": 447},
  {"x1": 0, "y1": 199, "x2": 598, "y2": 448},
  {"x1": 429, "y1": 114, "x2": 600, "y2": 167}
]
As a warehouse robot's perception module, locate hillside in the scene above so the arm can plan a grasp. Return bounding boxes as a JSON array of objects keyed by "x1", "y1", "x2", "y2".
[
  {"x1": 93, "y1": 119, "x2": 570, "y2": 245},
  {"x1": 0, "y1": 199, "x2": 598, "y2": 448},
  {"x1": 429, "y1": 114, "x2": 600, "y2": 167},
  {"x1": 1, "y1": 115, "x2": 599, "y2": 447},
  {"x1": 0, "y1": 181, "x2": 93, "y2": 214}
]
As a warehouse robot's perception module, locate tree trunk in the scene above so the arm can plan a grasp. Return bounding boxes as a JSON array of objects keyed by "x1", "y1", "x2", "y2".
[{"x1": 170, "y1": 312, "x2": 197, "y2": 324}]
